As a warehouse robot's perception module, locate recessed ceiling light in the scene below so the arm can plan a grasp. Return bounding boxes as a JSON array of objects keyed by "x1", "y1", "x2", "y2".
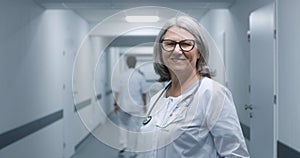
[{"x1": 125, "y1": 16, "x2": 160, "y2": 23}]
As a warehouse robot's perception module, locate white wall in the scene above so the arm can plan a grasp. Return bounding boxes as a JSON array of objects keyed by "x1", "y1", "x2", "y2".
[
  {"x1": 278, "y1": 0, "x2": 300, "y2": 152},
  {"x1": 0, "y1": 0, "x2": 94, "y2": 157},
  {"x1": 199, "y1": 1, "x2": 274, "y2": 153},
  {"x1": 200, "y1": 0, "x2": 274, "y2": 132},
  {"x1": 200, "y1": 9, "x2": 252, "y2": 150},
  {"x1": 93, "y1": 36, "x2": 110, "y2": 117},
  {"x1": 200, "y1": 9, "x2": 246, "y2": 128}
]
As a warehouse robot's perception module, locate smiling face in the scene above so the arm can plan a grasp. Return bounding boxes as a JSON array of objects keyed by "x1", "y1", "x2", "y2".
[{"x1": 161, "y1": 26, "x2": 200, "y2": 77}]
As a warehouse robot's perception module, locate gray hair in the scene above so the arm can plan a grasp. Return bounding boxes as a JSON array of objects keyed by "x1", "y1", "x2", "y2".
[{"x1": 153, "y1": 15, "x2": 211, "y2": 82}]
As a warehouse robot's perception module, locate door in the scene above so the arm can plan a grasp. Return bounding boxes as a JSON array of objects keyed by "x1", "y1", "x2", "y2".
[{"x1": 248, "y1": 3, "x2": 277, "y2": 158}]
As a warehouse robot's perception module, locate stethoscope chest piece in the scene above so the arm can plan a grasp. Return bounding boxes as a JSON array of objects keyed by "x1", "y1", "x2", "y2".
[{"x1": 143, "y1": 116, "x2": 152, "y2": 125}]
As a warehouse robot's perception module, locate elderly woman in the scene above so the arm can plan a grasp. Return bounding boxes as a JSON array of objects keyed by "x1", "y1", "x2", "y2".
[{"x1": 139, "y1": 15, "x2": 249, "y2": 158}]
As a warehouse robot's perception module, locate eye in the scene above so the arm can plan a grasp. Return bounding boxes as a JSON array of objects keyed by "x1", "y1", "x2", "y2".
[
  {"x1": 181, "y1": 40, "x2": 193, "y2": 47},
  {"x1": 164, "y1": 40, "x2": 175, "y2": 46}
]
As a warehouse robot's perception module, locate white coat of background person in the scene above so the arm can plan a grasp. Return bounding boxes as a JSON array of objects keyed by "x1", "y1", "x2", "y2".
[
  {"x1": 138, "y1": 15, "x2": 250, "y2": 158},
  {"x1": 113, "y1": 55, "x2": 148, "y2": 155}
]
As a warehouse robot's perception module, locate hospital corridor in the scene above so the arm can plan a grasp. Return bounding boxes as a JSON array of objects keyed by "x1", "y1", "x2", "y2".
[{"x1": 1, "y1": 0, "x2": 300, "y2": 157}]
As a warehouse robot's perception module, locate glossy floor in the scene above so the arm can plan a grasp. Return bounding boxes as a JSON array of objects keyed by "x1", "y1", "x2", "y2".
[{"x1": 71, "y1": 113, "x2": 139, "y2": 158}]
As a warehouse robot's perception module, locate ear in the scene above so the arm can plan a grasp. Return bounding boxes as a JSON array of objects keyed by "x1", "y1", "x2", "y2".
[{"x1": 197, "y1": 52, "x2": 201, "y2": 59}]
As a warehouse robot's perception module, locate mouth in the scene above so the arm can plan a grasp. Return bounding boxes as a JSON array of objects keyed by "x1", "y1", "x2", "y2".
[
  {"x1": 170, "y1": 58, "x2": 186, "y2": 63},
  {"x1": 170, "y1": 58, "x2": 186, "y2": 61}
]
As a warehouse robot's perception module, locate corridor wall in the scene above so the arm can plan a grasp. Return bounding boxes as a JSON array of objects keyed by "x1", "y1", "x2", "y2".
[
  {"x1": 278, "y1": 0, "x2": 300, "y2": 157},
  {"x1": 0, "y1": 0, "x2": 97, "y2": 157}
]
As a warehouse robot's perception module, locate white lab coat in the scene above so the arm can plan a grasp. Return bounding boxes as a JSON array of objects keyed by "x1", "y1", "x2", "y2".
[
  {"x1": 113, "y1": 68, "x2": 148, "y2": 114},
  {"x1": 138, "y1": 77, "x2": 249, "y2": 158}
]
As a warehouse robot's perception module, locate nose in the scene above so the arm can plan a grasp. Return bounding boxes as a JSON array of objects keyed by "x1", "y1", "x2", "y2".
[{"x1": 173, "y1": 43, "x2": 183, "y2": 53}]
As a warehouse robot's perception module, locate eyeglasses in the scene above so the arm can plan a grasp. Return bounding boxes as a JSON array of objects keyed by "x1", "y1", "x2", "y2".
[{"x1": 161, "y1": 39, "x2": 195, "y2": 52}]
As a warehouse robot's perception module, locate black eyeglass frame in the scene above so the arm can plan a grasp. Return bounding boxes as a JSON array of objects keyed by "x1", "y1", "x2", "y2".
[{"x1": 160, "y1": 39, "x2": 196, "y2": 52}]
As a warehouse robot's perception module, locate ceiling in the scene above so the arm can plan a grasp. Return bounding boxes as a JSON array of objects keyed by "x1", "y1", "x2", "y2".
[
  {"x1": 35, "y1": 0, "x2": 236, "y2": 26},
  {"x1": 33, "y1": 0, "x2": 236, "y2": 52}
]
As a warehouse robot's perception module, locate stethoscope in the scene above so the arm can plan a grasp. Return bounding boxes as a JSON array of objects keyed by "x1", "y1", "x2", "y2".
[{"x1": 142, "y1": 78, "x2": 202, "y2": 126}]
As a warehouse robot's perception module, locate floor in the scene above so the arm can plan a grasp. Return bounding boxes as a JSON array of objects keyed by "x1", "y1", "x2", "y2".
[
  {"x1": 71, "y1": 113, "x2": 140, "y2": 158},
  {"x1": 71, "y1": 134, "x2": 119, "y2": 158}
]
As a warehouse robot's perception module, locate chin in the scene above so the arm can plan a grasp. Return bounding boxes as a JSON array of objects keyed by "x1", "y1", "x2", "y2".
[{"x1": 168, "y1": 66, "x2": 188, "y2": 73}]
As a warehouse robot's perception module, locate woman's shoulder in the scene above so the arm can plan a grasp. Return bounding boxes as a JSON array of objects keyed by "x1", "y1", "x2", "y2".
[
  {"x1": 200, "y1": 77, "x2": 232, "y2": 98},
  {"x1": 150, "y1": 86, "x2": 165, "y2": 101}
]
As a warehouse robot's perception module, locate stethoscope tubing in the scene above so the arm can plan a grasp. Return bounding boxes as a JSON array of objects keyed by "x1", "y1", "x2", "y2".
[{"x1": 143, "y1": 82, "x2": 171, "y2": 125}]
